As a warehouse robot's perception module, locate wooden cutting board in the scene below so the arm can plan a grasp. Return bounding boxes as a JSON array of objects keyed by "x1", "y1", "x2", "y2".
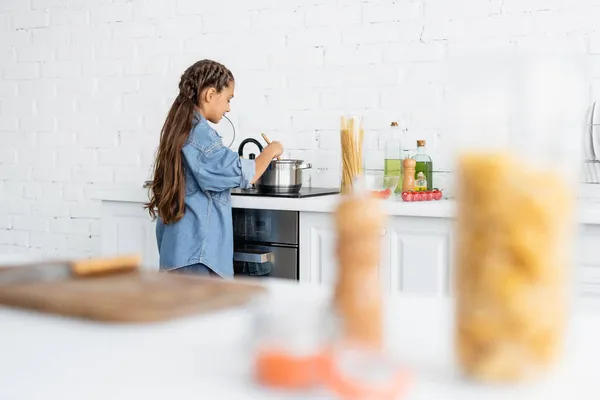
[{"x1": 0, "y1": 271, "x2": 267, "y2": 323}]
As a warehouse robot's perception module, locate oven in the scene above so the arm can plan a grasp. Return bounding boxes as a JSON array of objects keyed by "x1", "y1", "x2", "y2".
[{"x1": 232, "y1": 208, "x2": 299, "y2": 280}]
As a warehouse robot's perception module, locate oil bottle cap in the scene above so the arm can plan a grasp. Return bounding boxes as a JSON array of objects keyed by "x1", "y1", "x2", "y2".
[
  {"x1": 416, "y1": 140, "x2": 426, "y2": 147},
  {"x1": 390, "y1": 122, "x2": 399, "y2": 127}
]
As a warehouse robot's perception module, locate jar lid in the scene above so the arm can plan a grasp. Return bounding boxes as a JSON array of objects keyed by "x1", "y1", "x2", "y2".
[
  {"x1": 417, "y1": 140, "x2": 426, "y2": 147},
  {"x1": 390, "y1": 121, "x2": 399, "y2": 127}
]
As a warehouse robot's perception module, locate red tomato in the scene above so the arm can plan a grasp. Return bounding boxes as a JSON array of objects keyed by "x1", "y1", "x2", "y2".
[
  {"x1": 425, "y1": 191, "x2": 434, "y2": 201},
  {"x1": 401, "y1": 191, "x2": 413, "y2": 202},
  {"x1": 432, "y1": 189, "x2": 442, "y2": 200},
  {"x1": 413, "y1": 192, "x2": 421, "y2": 201}
]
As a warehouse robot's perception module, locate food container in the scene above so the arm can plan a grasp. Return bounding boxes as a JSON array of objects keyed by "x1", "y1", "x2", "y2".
[
  {"x1": 340, "y1": 116, "x2": 365, "y2": 194},
  {"x1": 324, "y1": 341, "x2": 411, "y2": 400},
  {"x1": 362, "y1": 171, "x2": 400, "y2": 200},
  {"x1": 248, "y1": 296, "x2": 412, "y2": 398},
  {"x1": 448, "y1": 54, "x2": 588, "y2": 382},
  {"x1": 256, "y1": 159, "x2": 312, "y2": 194},
  {"x1": 249, "y1": 297, "x2": 332, "y2": 391}
]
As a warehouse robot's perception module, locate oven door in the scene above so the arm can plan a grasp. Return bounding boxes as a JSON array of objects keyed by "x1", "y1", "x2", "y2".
[{"x1": 233, "y1": 245, "x2": 298, "y2": 280}]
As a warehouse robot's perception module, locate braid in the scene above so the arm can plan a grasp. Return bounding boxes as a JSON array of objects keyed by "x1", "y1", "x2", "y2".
[{"x1": 178, "y1": 60, "x2": 234, "y2": 105}]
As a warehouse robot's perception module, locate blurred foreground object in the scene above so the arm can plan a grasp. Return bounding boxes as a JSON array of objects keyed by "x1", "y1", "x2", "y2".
[
  {"x1": 329, "y1": 176, "x2": 410, "y2": 398},
  {"x1": 455, "y1": 153, "x2": 572, "y2": 381},
  {"x1": 0, "y1": 254, "x2": 265, "y2": 322},
  {"x1": 251, "y1": 299, "x2": 330, "y2": 391},
  {"x1": 333, "y1": 176, "x2": 387, "y2": 348},
  {"x1": 0, "y1": 254, "x2": 140, "y2": 285},
  {"x1": 450, "y1": 53, "x2": 588, "y2": 382},
  {"x1": 251, "y1": 178, "x2": 412, "y2": 398}
]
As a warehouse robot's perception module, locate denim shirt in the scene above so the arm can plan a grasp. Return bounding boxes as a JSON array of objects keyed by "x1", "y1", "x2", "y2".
[{"x1": 155, "y1": 112, "x2": 255, "y2": 278}]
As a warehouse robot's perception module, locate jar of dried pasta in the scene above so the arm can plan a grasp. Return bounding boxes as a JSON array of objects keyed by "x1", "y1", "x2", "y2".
[
  {"x1": 339, "y1": 115, "x2": 364, "y2": 195},
  {"x1": 450, "y1": 55, "x2": 588, "y2": 382}
]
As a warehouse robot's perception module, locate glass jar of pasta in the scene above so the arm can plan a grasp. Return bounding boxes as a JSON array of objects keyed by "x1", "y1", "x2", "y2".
[
  {"x1": 340, "y1": 115, "x2": 365, "y2": 195},
  {"x1": 448, "y1": 54, "x2": 588, "y2": 382}
]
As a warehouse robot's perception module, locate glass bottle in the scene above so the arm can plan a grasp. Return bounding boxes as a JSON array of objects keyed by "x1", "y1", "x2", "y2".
[
  {"x1": 413, "y1": 140, "x2": 433, "y2": 191},
  {"x1": 384, "y1": 121, "x2": 403, "y2": 194}
]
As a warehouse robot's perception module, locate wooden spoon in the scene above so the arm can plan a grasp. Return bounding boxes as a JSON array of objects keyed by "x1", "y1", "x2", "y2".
[{"x1": 261, "y1": 133, "x2": 281, "y2": 161}]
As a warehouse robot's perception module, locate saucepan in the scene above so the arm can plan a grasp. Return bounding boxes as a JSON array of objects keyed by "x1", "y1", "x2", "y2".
[{"x1": 237, "y1": 136, "x2": 312, "y2": 194}]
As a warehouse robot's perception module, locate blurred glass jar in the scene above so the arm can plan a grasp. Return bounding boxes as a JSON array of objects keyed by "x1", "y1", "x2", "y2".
[
  {"x1": 249, "y1": 296, "x2": 412, "y2": 398},
  {"x1": 249, "y1": 296, "x2": 333, "y2": 391},
  {"x1": 448, "y1": 54, "x2": 589, "y2": 382}
]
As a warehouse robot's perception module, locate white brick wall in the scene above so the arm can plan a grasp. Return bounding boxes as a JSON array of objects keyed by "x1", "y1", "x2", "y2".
[{"x1": 0, "y1": 0, "x2": 598, "y2": 257}]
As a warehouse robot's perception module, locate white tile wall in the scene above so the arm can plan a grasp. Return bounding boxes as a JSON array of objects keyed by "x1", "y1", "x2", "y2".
[{"x1": 0, "y1": 0, "x2": 598, "y2": 257}]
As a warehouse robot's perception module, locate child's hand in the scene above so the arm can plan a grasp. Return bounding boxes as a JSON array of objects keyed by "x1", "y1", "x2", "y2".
[{"x1": 266, "y1": 141, "x2": 284, "y2": 158}]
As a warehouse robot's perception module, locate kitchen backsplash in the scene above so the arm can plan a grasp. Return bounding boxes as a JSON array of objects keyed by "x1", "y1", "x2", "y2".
[{"x1": 1, "y1": 0, "x2": 600, "y2": 257}]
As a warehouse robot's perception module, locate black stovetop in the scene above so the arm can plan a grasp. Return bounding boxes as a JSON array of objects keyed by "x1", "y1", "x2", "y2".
[{"x1": 231, "y1": 187, "x2": 339, "y2": 198}]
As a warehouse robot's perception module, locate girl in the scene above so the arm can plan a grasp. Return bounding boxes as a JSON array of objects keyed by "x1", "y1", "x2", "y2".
[{"x1": 145, "y1": 59, "x2": 283, "y2": 277}]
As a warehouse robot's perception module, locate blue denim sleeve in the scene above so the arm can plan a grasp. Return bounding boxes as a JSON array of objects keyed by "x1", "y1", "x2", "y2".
[
  {"x1": 187, "y1": 143, "x2": 256, "y2": 192},
  {"x1": 239, "y1": 157, "x2": 256, "y2": 189}
]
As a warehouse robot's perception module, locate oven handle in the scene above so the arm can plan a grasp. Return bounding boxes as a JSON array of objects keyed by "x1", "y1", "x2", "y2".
[{"x1": 233, "y1": 250, "x2": 273, "y2": 264}]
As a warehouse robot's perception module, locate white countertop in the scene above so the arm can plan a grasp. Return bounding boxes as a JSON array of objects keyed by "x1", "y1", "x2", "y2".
[
  {"x1": 96, "y1": 187, "x2": 456, "y2": 218},
  {"x1": 0, "y1": 274, "x2": 599, "y2": 400},
  {"x1": 95, "y1": 187, "x2": 600, "y2": 223}
]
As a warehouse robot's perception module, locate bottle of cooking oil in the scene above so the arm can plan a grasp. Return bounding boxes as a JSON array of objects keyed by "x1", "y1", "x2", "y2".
[
  {"x1": 384, "y1": 121, "x2": 403, "y2": 194},
  {"x1": 413, "y1": 140, "x2": 433, "y2": 191}
]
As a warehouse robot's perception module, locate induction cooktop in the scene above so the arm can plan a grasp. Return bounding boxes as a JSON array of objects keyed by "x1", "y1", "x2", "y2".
[{"x1": 231, "y1": 187, "x2": 339, "y2": 198}]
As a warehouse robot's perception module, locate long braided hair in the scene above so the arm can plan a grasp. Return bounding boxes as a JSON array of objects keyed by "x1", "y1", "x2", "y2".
[{"x1": 145, "y1": 59, "x2": 234, "y2": 224}]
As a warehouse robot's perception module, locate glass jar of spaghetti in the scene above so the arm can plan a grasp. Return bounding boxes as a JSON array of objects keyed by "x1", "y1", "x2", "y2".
[
  {"x1": 340, "y1": 115, "x2": 364, "y2": 195},
  {"x1": 449, "y1": 54, "x2": 587, "y2": 382}
]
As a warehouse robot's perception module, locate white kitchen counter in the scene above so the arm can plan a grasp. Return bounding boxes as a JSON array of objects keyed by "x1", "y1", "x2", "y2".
[
  {"x1": 96, "y1": 188, "x2": 600, "y2": 297},
  {"x1": 0, "y1": 274, "x2": 598, "y2": 400},
  {"x1": 95, "y1": 188, "x2": 453, "y2": 218},
  {"x1": 96, "y1": 188, "x2": 600, "y2": 224}
]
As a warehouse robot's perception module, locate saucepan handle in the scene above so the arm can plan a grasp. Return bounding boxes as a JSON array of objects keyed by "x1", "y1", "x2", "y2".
[{"x1": 296, "y1": 163, "x2": 312, "y2": 170}]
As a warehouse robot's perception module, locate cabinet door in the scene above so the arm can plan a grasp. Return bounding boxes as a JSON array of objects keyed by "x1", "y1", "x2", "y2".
[
  {"x1": 299, "y1": 212, "x2": 337, "y2": 286},
  {"x1": 388, "y1": 217, "x2": 452, "y2": 296},
  {"x1": 101, "y1": 202, "x2": 159, "y2": 270},
  {"x1": 299, "y1": 212, "x2": 391, "y2": 290},
  {"x1": 577, "y1": 224, "x2": 600, "y2": 297}
]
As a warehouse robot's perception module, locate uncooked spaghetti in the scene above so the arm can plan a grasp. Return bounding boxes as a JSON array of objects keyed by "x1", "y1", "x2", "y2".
[{"x1": 340, "y1": 116, "x2": 364, "y2": 194}]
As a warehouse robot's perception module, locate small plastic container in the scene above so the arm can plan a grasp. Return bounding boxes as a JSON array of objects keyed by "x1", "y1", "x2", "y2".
[
  {"x1": 363, "y1": 171, "x2": 400, "y2": 200},
  {"x1": 249, "y1": 297, "x2": 333, "y2": 391},
  {"x1": 324, "y1": 341, "x2": 412, "y2": 400}
]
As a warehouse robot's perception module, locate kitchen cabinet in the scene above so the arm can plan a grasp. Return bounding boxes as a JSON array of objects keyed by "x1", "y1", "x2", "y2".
[
  {"x1": 577, "y1": 224, "x2": 600, "y2": 297},
  {"x1": 298, "y1": 212, "x2": 337, "y2": 286},
  {"x1": 101, "y1": 201, "x2": 159, "y2": 270},
  {"x1": 99, "y1": 194, "x2": 600, "y2": 299},
  {"x1": 388, "y1": 217, "x2": 453, "y2": 296},
  {"x1": 299, "y1": 212, "x2": 447, "y2": 295},
  {"x1": 299, "y1": 212, "x2": 394, "y2": 289}
]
